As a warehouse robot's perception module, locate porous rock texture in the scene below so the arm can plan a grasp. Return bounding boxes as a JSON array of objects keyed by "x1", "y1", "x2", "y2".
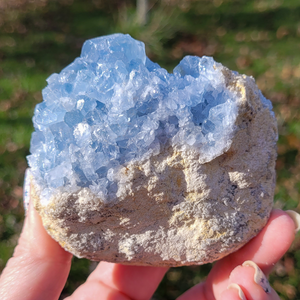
[{"x1": 30, "y1": 67, "x2": 278, "y2": 266}]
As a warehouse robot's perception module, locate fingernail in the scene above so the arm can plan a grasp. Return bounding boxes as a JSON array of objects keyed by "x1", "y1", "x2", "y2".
[
  {"x1": 23, "y1": 168, "x2": 31, "y2": 214},
  {"x1": 227, "y1": 283, "x2": 247, "y2": 300},
  {"x1": 242, "y1": 260, "x2": 271, "y2": 294},
  {"x1": 286, "y1": 210, "x2": 300, "y2": 233}
]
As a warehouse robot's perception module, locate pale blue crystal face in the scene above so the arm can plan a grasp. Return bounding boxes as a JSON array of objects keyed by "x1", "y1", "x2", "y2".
[{"x1": 28, "y1": 33, "x2": 267, "y2": 203}]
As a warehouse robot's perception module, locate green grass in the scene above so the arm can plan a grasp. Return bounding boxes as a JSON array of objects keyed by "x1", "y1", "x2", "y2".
[{"x1": 1, "y1": 0, "x2": 300, "y2": 298}]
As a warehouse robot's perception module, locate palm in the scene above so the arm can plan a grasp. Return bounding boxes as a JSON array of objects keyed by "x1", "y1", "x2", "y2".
[{"x1": 0, "y1": 207, "x2": 296, "y2": 300}]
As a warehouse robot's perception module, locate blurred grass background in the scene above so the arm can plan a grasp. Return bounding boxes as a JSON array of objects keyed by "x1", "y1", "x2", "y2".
[{"x1": 0, "y1": 0, "x2": 300, "y2": 298}]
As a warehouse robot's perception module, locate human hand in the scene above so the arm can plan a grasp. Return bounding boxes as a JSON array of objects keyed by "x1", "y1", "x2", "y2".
[{"x1": 0, "y1": 201, "x2": 298, "y2": 300}]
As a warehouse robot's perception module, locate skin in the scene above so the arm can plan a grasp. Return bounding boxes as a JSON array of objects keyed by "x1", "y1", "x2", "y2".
[{"x1": 0, "y1": 200, "x2": 296, "y2": 300}]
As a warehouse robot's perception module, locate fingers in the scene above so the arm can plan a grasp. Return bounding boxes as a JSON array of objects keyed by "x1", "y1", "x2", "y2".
[
  {"x1": 0, "y1": 200, "x2": 72, "y2": 300},
  {"x1": 221, "y1": 283, "x2": 246, "y2": 300},
  {"x1": 67, "y1": 262, "x2": 168, "y2": 300},
  {"x1": 219, "y1": 262, "x2": 281, "y2": 300},
  {"x1": 178, "y1": 209, "x2": 297, "y2": 300},
  {"x1": 209, "y1": 209, "x2": 296, "y2": 298}
]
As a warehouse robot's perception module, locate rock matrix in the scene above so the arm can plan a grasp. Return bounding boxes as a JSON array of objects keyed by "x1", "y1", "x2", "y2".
[{"x1": 27, "y1": 34, "x2": 278, "y2": 266}]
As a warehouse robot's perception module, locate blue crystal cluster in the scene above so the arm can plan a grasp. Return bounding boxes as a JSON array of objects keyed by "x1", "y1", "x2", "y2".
[{"x1": 28, "y1": 33, "x2": 240, "y2": 202}]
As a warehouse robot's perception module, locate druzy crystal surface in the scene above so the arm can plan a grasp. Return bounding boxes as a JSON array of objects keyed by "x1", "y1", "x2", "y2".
[{"x1": 28, "y1": 33, "x2": 243, "y2": 203}]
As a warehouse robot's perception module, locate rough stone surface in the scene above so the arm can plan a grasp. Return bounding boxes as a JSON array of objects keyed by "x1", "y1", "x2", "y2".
[{"x1": 28, "y1": 34, "x2": 277, "y2": 266}]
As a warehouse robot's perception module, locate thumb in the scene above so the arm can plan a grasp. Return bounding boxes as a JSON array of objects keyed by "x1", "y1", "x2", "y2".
[{"x1": 0, "y1": 199, "x2": 72, "y2": 300}]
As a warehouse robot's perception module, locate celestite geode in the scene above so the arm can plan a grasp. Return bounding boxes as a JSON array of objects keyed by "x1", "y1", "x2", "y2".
[{"x1": 27, "y1": 34, "x2": 278, "y2": 266}]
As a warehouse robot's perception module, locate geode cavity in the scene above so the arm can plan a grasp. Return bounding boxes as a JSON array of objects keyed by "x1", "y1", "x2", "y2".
[{"x1": 27, "y1": 33, "x2": 277, "y2": 266}]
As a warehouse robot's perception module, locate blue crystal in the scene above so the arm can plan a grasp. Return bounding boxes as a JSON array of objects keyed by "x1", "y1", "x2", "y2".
[
  {"x1": 28, "y1": 33, "x2": 268, "y2": 203},
  {"x1": 49, "y1": 122, "x2": 73, "y2": 151},
  {"x1": 64, "y1": 110, "x2": 84, "y2": 127}
]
